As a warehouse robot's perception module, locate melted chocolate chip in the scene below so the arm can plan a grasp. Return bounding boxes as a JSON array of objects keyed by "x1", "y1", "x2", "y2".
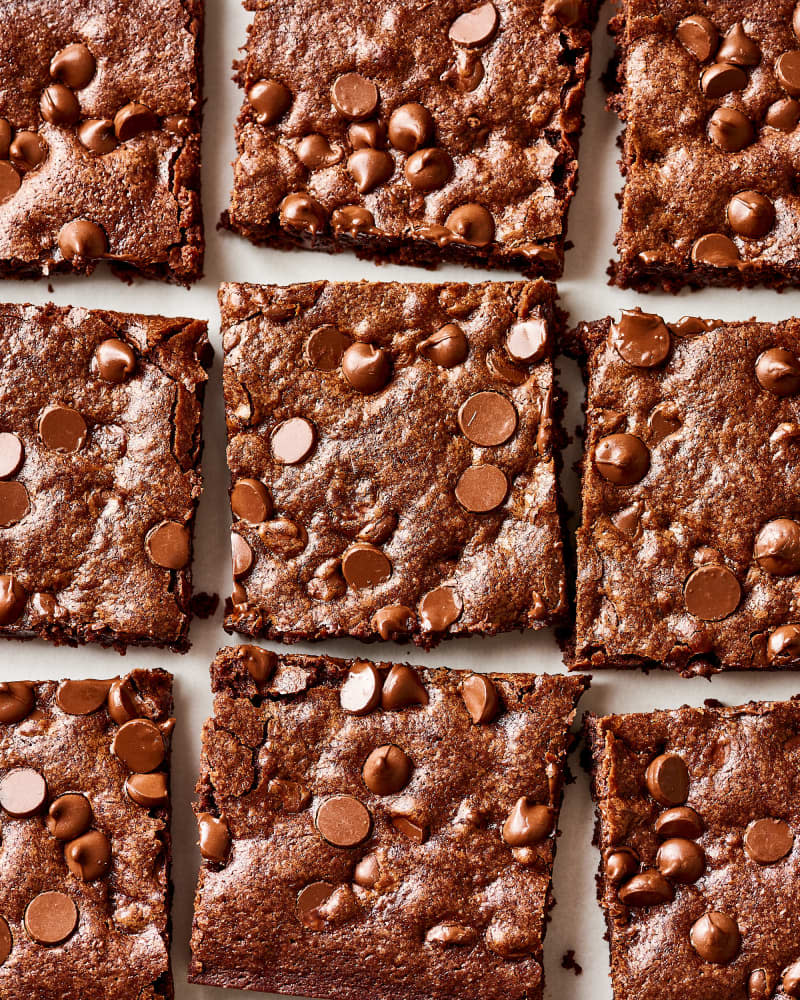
[
  {"x1": 348, "y1": 121, "x2": 386, "y2": 149},
  {"x1": 417, "y1": 324, "x2": 468, "y2": 367},
  {"x1": 766, "y1": 97, "x2": 800, "y2": 131},
  {"x1": 56, "y1": 678, "x2": 113, "y2": 715},
  {"x1": 618, "y1": 870, "x2": 674, "y2": 906},
  {"x1": 145, "y1": 521, "x2": 190, "y2": 569},
  {"x1": 455, "y1": 464, "x2": 508, "y2": 512},
  {"x1": 0, "y1": 682, "x2": 34, "y2": 723},
  {"x1": 506, "y1": 318, "x2": 549, "y2": 363},
  {"x1": 0, "y1": 162, "x2": 20, "y2": 204},
  {"x1": 50, "y1": 43, "x2": 96, "y2": 89},
  {"x1": 107, "y1": 678, "x2": 141, "y2": 726},
  {"x1": 656, "y1": 838, "x2": 705, "y2": 882},
  {"x1": 247, "y1": 79, "x2": 292, "y2": 125},
  {"x1": 347, "y1": 149, "x2": 394, "y2": 193},
  {"x1": 297, "y1": 134, "x2": 342, "y2": 169},
  {"x1": 93, "y1": 339, "x2": 136, "y2": 383},
  {"x1": 381, "y1": 664, "x2": 428, "y2": 710},
  {"x1": 231, "y1": 532, "x2": 254, "y2": 579},
  {"x1": 47, "y1": 793, "x2": 92, "y2": 840},
  {"x1": 40, "y1": 84, "x2": 80, "y2": 126},
  {"x1": 654, "y1": 806, "x2": 704, "y2": 840},
  {"x1": 754, "y1": 518, "x2": 800, "y2": 575},
  {"x1": 38, "y1": 404, "x2": 87, "y2": 452},
  {"x1": 58, "y1": 219, "x2": 107, "y2": 261},
  {"x1": 231, "y1": 479, "x2": 272, "y2": 523},
  {"x1": 717, "y1": 23, "x2": 760, "y2": 66},
  {"x1": 677, "y1": 15, "x2": 718, "y2": 61},
  {"x1": 594, "y1": 434, "x2": 650, "y2": 485},
  {"x1": 445, "y1": 204, "x2": 495, "y2": 245},
  {"x1": 700, "y1": 62, "x2": 748, "y2": 98},
  {"x1": 690, "y1": 912, "x2": 740, "y2": 964},
  {"x1": 0, "y1": 766, "x2": 47, "y2": 817},
  {"x1": 502, "y1": 797, "x2": 554, "y2": 846},
  {"x1": 461, "y1": 673, "x2": 499, "y2": 723},
  {"x1": 0, "y1": 432, "x2": 24, "y2": 478},
  {"x1": 388, "y1": 103, "x2": 433, "y2": 152},
  {"x1": 405, "y1": 147, "x2": 452, "y2": 190},
  {"x1": 372, "y1": 604, "x2": 415, "y2": 639},
  {"x1": 610, "y1": 309, "x2": 670, "y2": 367},
  {"x1": 306, "y1": 326, "x2": 351, "y2": 370},
  {"x1": 419, "y1": 585, "x2": 462, "y2": 631},
  {"x1": 65, "y1": 830, "x2": 112, "y2": 881},
  {"x1": 111, "y1": 719, "x2": 165, "y2": 773},
  {"x1": 199, "y1": 813, "x2": 230, "y2": 863},
  {"x1": 605, "y1": 848, "x2": 639, "y2": 884},
  {"x1": 756, "y1": 348, "x2": 800, "y2": 395},
  {"x1": 0, "y1": 575, "x2": 27, "y2": 625},
  {"x1": 279, "y1": 193, "x2": 327, "y2": 233},
  {"x1": 114, "y1": 103, "x2": 158, "y2": 141},
  {"x1": 341, "y1": 543, "x2": 391, "y2": 589},
  {"x1": 727, "y1": 191, "x2": 774, "y2": 238},
  {"x1": 10, "y1": 131, "x2": 46, "y2": 172},
  {"x1": 125, "y1": 772, "x2": 169, "y2": 808},
  {"x1": 767, "y1": 624, "x2": 800, "y2": 664},
  {"x1": 297, "y1": 882, "x2": 334, "y2": 929},
  {"x1": 707, "y1": 107, "x2": 753, "y2": 152},
  {"x1": 777, "y1": 51, "x2": 800, "y2": 96},
  {"x1": 342, "y1": 343, "x2": 391, "y2": 393},
  {"x1": 340, "y1": 662, "x2": 382, "y2": 715}
]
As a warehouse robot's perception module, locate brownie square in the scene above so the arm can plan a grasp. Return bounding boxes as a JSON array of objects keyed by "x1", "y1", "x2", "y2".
[
  {"x1": 189, "y1": 644, "x2": 589, "y2": 1000},
  {"x1": 0, "y1": 0, "x2": 203, "y2": 284},
  {"x1": 223, "y1": 0, "x2": 598, "y2": 278},
  {"x1": 0, "y1": 670, "x2": 174, "y2": 1000},
  {"x1": 571, "y1": 310, "x2": 800, "y2": 675},
  {"x1": 609, "y1": 0, "x2": 800, "y2": 291},
  {"x1": 221, "y1": 279, "x2": 567, "y2": 647},
  {"x1": 0, "y1": 302, "x2": 210, "y2": 652},
  {"x1": 585, "y1": 699, "x2": 800, "y2": 1000}
]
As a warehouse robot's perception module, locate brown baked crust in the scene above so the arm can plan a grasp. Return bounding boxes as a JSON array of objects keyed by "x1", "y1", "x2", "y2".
[
  {"x1": 570, "y1": 313, "x2": 800, "y2": 675},
  {"x1": 0, "y1": 302, "x2": 210, "y2": 652},
  {"x1": 223, "y1": 0, "x2": 599, "y2": 278},
  {"x1": 608, "y1": 0, "x2": 800, "y2": 291},
  {"x1": 0, "y1": 670, "x2": 174, "y2": 1000},
  {"x1": 189, "y1": 644, "x2": 589, "y2": 1000},
  {"x1": 220, "y1": 279, "x2": 568, "y2": 648},
  {"x1": 584, "y1": 700, "x2": 800, "y2": 1000},
  {"x1": 0, "y1": 0, "x2": 204, "y2": 285}
]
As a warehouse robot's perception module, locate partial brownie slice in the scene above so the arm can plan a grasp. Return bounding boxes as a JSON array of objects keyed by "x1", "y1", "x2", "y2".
[
  {"x1": 609, "y1": 0, "x2": 800, "y2": 291},
  {"x1": 0, "y1": 670, "x2": 174, "y2": 1000},
  {"x1": 221, "y1": 279, "x2": 567, "y2": 648},
  {"x1": 570, "y1": 309, "x2": 800, "y2": 675},
  {"x1": 585, "y1": 700, "x2": 800, "y2": 1000},
  {"x1": 0, "y1": 303, "x2": 210, "y2": 652},
  {"x1": 0, "y1": 0, "x2": 203, "y2": 284},
  {"x1": 189, "y1": 645, "x2": 589, "y2": 1000},
  {"x1": 223, "y1": 0, "x2": 598, "y2": 278}
]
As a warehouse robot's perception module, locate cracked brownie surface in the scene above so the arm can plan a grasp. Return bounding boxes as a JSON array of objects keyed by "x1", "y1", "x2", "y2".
[
  {"x1": 0, "y1": 302, "x2": 210, "y2": 651},
  {"x1": 220, "y1": 279, "x2": 567, "y2": 648},
  {"x1": 189, "y1": 644, "x2": 588, "y2": 1000},
  {"x1": 0, "y1": 0, "x2": 204, "y2": 284}
]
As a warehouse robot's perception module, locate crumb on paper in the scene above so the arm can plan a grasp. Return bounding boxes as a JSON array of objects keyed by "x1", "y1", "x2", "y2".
[
  {"x1": 190, "y1": 592, "x2": 220, "y2": 619},
  {"x1": 562, "y1": 949, "x2": 583, "y2": 975}
]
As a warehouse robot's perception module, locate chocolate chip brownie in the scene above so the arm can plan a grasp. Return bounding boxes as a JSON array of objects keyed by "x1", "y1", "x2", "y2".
[
  {"x1": 0, "y1": 0, "x2": 204, "y2": 284},
  {"x1": 570, "y1": 310, "x2": 800, "y2": 675},
  {"x1": 609, "y1": 1, "x2": 800, "y2": 290},
  {"x1": 222, "y1": 0, "x2": 598, "y2": 277},
  {"x1": 189, "y1": 644, "x2": 589, "y2": 1000},
  {"x1": 585, "y1": 699, "x2": 800, "y2": 1000},
  {"x1": 220, "y1": 279, "x2": 568, "y2": 648},
  {"x1": 0, "y1": 302, "x2": 210, "y2": 652},
  {"x1": 0, "y1": 670, "x2": 174, "y2": 1000}
]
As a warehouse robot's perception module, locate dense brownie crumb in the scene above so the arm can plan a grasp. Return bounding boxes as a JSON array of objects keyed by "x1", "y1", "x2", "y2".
[
  {"x1": 189, "y1": 644, "x2": 589, "y2": 1000},
  {"x1": 0, "y1": 302, "x2": 210, "y2": 652},
  {"x1": 223, "y1": 0, "x2": 599, "y2": 278},
  {"x1": 585, "y1": 700, "x2": 800, "y2": 1000},
  {"x1": 0, "y1": 0, "x2": 204, "y2": 285},
  {"x1": 0, "y1": 670, "x2": 174, "y2": 1000},
  {"x1": 569, "y1": 310, "x2": 800, "y2": 675},
  {"x1": 609, "y1": 1, "x2": 800, "y2": 291},
  {"x1": 220, "y1": 279, "x2": 568, "y2": 648}
]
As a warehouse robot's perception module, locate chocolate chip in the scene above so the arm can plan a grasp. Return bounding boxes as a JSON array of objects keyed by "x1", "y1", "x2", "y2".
[
  {"x1": 754, "y1": 518, "x2": 800, "y2": 574},
  {"x1": 0, "y1": 767, "x2": 46, "y2": 817},
  {"x1": 348, "y1": 121, "x2": 386, "y2": 149},
  {"x1": 65, "y1": 830, "x2": 111, "y2": 881},
  {"x1": 0, "y1": 681, "x2": 34, "y2": 723},
  {"x1": 0, "y1": 119, "x2": 9, "y2": 159},
  {"x1": 646, "y1": 753, "x2": 689, "y2": 806},
  {"x1": 114, "y1": 102, "x2": 158, "y2": 141},
  {"x1": 684, "y1": 564, "x2": 741, "y2": 620},
  {"x1": 749, "y1": 969, "x2": 775, "y2": 1000},
  {"x1": 445, "y1": 204, "x2": 495, "y2": 246},
  {"x1": 717, "y1": 23, "x2": 760, "y2": 66},
  {"x1": 391, "y1": 815, "x2": 427, "y2": 842},
  {"x1": 611, "y1": 309, "x2": 670, "y2": 367},
  {"x1": 247, "y1": 79, "x2": 292, "y2": 125},
  {"x1": 279, "y1": 193, "x2": 327, "y2": 234},
  {"x1": 677, "y1": 15, "x2": 718, "y2": 61},
  {"x1": 766, "y1": 97, "x2": 800, "y2": 131},
  {"x1": 419, "y1": 585, "x2": 462, "y2": 631},
  {"x1": 777, "y1": 51, "x2": 800, "y2": 96},
  {"x1": 417, "y1": 324, "x2": 468, "y2": 367},
  {"x1": 0, "y1": 915, "x2": 10, "y2": 966},
  {"x1": 47, "y1": 793, "x2": 92, "y2": 840},
  {"x1": 727, "y1": 191, "x2": 774, "y2": 238},
  {"x1": 57, "y1": 219, "x2": 107, "y2": 261},
  {"x1": 448, "y1": 3, "x2": 499, "y2": 46},
  {"x1": 506, "y1": 318, "x2": 549, "y2": 363},
  {"x1": 40, "y1": 83, "x2": 80, "y2": 126},
  {"x1": 315, "y1": 795, "x2": 372, "y2": 847},
  {"x1": 655, "y1": 806, "x2": 704, "y2": 840},
  {"x1": 125, "y1": 772, "x2": 169, "y2": 808},
  {"x1": 340, "y1": 661, "x2": 382, "y2": 715},
  {"x1": 341, "y1": 543, "x2": 391, "y2": 589},
  {"x1": 347, "y1": 149, "x2": 393, "y2": 193},
  {"x1": 670, "y1": 316, "x2": 721, "y2": 337},
  {"x1": 111, "y1": 719, "x2": 165, "y2": 772},
  {"x1": 271, "y1": 416, "x2": 316, "y2": 463},
  {"x1": 693, "y1": 234, "x2": 742, "y2": 271},
  {"x1": 297, "y1": 134, "x2": 342, "y2": 169},
  {"x1": 0, "y1": 575, "x2": 27, "y2": 625},
  {"x1": 756, "y1": 348, "x2": 800, "y2": 395},
  {"x1": 388, "y1": 103, "x2": 433, "y2": 152},
  {"x1": 648, "y1": 402, "x2": 681, "y2": 443},
  {"x1": 426, "y1": 923, "x2": 476, "y2": 946},
  {"x1": 231, "y1": 532, "x2": 253, "y2": 579},
  {"x1": 331, "y1": 205, "x2": 375, "y2": 233},
  {"x1": 0, "y1": 162, "x2": 20, "y2": 205},
  {"x1": 306, "y1": 326, "x2": 351, "y2": 370},
  {"x1": 56, "y1": 679, "x2": 113, "y2": 715},
  {"x1": 107, "y1": 677, "x2": 141, "y2": 725},
  {"x1": 502, "y1": 797, "x2": 554, "y2": 846},
  {"x1": 297, "y1": 882, "x2": 334, "y2": 929},
  {"x1": 458, "y1": 391, "x2": 517, "y2": 446},
  {"x1": 9, "y1": 131, "x2": 47, "y2": 172},
  {"x1": 331, "y1": 73, "x2": 378, "y2": 119},
  {"x1": 404, "y1": 147, "x2": 452, "y2": 191},
  {"x1": 342, "y1": 343, "x2": 391, "y2": 393},
  {"x1": 199, "y1": 812, "x2": 230, "y2": 863},
  {"x1": 50, "y1": 43, "x2": 95, "y2": 89},
  {"x1": 546, "y1": 0, "x2": 581, "y2": 26},
  {"x1": 485, "y1": 919, "x2": 534, "y2": 959},
  {"x1": 353, "y1": 853, "x2": 380, "y2": 888},
  {"x1": 700, "y1": 62, "x2": 748, "y2": 98},
  {"x1": 145, "y1": 521, "x2": 190, "y2": 570},
  {"x1": 93, "y1": 339, "x2": 136, "y2": 383},
  {"x1": 617, "y1": 870, "x2": 674, "y2": 906},
  {"x1": 767, "y1": 624, "x2": 800, "y2": 664},
  {"x1": 0, "y1": 432, "x2": 23, "y2": 479},
  {"x1": 455, "y1": 464, "x2": 508, "y2": 512},
  {"x1": 604, "y1": 847, "x2": 639, "y2": 883},
  {"x1": 710, "y1": 107, "x2": 754, "y2": 155},
  {"x1": 38, "y1": 404, "x2": 87, "y2": 452},
  {"x1": 24, "y1": 891, "x2": 77, "y2": 945},
  {"x1": 690, "y1": 912, "x2": 740, "y2": 963},
  {"x1": 238, "y1": 645, "x2": 276, "y2": 684},
  {"x1": 461, "y1": 673, "x2": 499, "y2": 723},
  {"x1": 743, "y1": 817, "x2": 793, "y2": 863},
  {"x1": 231, "y1": 478, "x2": 272, "y2": 523},
  {"x1": 783, "y1": 963, "x2": 800, "y2": 998},
  {"x1": 594, "y1": 434, "x2": 649, "y2": 485},
  {"x1": 362, "y1": 744, "x2": 412, "y2": 794},
  {"x1": 381, "y1": 664, "x2": 428, "y2": 710},
  {"x1": 656, "y1": 837, "x2": 705, "y2": 882}
]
